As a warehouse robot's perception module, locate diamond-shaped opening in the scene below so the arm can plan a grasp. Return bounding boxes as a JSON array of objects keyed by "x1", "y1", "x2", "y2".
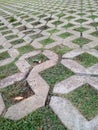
[
  {"x1": 66, "y1": 84, "x2": 98, "y2": 120},
  {"x1": 40, "y1": 38, "x2": 55, "y2": 45},
  {"x1": 90, "y1": 31, "x2": 98, "y2": 37},
  {"x1": 18, "y1": 45, "x2": 34, "y2": 55},
  {"x1": 57, "y1": 13, "x2": 65, "y2": 17},
  {"x1": 45, "y1": 17, "x2": 53, "y2": 21},
  {"x1": 0, "y1": 26, "x2": 8, "y2": 31},
  {"x1": 0, "y1": 45, "x2": 3, "y2": 49},
  {"x1": 51, "y1": 45, "x2": 71, "y2": 56},
  {"x1": 0, "y1": 80, "x2": 34, "y2": 108},
  {"x1": 52, "y1": 21, "x2": 63, "y2": 26},
  {"x1": 40, "y1": 64, "x2": 74, "y2": 87},
  {"x1": 0, "y1": 62, "x2": 19, "y2": 80},
  {"x1": 94, "y1": 46, "x2": 98, "y2": 50},
  {"x1": 12, "y1": 22, "x2": 22, "y2": 27},
  {"x1": 0, "y1": 22, "x2": 4, "y2": 26},
  {"x1": 74, "y1": 27, "x2": 88, "y2": 32},
  {"x1": 59, "y1": 32, "x2": 73, "y2": 39},
  {"x1": 48, "y1": 29, "x2": 59, "y2": 34},
  {"x1": 66, "y1": 16, "x2": 75, "y2": 20},
  {"x1": 72, "y1": 37, "x2": 91, "y2": 46},
  {"x1": 77, "y1": 13, "x2": 86, "y2": 16},
  {"x1": 30, "y1": 34, "x2": 43, "y2": 40},
  {"x1": 5, "y1": 35, "x2": 18, "y2": 40},
  {"x1": 26, "y1": 54, "x2": 48, "y2": 65},
  {"x1": 74, "y1": 53, "x2": 98, "y2": 67},
  {"x1": 90, "y1": 22, "x2": 98, "y2": 27},
  {"x1": 39, "y1": 25, "x2": 49, "y2": 30},
  {"x1": 0, "y1": 51, "x2": 10, "y2": 60},
  {"x1": 25, "y1": 18, "x2": 35, "y2": 22},
  {"x1": 17, "y1": 25, "x2": 27, "y2": 31},
  {"x1": 32, "y1": 21, "x2": 41, "y2": 26},
  {"x1": 10, "y1": 39, "x2": 25, "y2": 45},
  {"x1": 88, "y1": 15, "x2": 98, "y2": 19},
  {"x1": 75, "y1": 19, "x2": 87, "y2": 23},
  {"x1": 63, "y1": 23, "x2": 75, "y2": 28},
  {"x1": 1, "y1": 30, "x2": 13, "y2": 35}
]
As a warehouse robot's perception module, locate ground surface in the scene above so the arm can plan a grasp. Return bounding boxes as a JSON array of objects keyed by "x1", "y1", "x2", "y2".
[{"x1": 0, "y1": 0, "x2": 98, "y2": 129}]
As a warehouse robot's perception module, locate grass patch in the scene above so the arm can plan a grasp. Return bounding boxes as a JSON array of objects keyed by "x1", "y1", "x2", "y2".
[
  {"x1": 66, "y1": 16, "x2": 75, "y2": 20},
  {"x1": 26, "y1": 54, "x2": 48, "y2": 65},
  {"x1": 40, "y1": 38, "x2": 54, "y2": 45},
  {"x1": 59, "y1": 32, "x2": 73, "y2": 39},
  {"x1": 75, "y1": 19, "x2": 87, "y2": 23},
  {"x1": 8, "y1": 17, "x2": 16, "y2": 23},
  {"x1": 74, "y1": 27, "x2": 88, "y2": 32},
  {"x1": 90, "y1": 22, "x2": 98, "y2": 27},
  {"x1": 1, "y1": 30, "x2": 12, "y2": 35},
  {"x1": 72, "y1": 37, "x2": 91, "y2": 46},
  {"x1": 30, "y1": 34, "x2": 43, "y2": 40},
  {"x1": 63, "y1": 23, "x2": 74, "y2": 28},
  {"x1": 12, "y1": 22, "x2": 22, "y2": 27},
  {"x1": 18, "y1": 45, "x2": 34, "y2": 55},
  {"x1": 48, "y1": 29, "x2": 59, "y2": 34},
  {"x1": 5, "y1": 35, "x2": 18, "y2": 40},
  {"x1": 0, "y1": 26, "x2": 8, "y2": 31},
  {"x1": 40, "y1": 64, "x2": 74, "y2": 87},
  {"x1": 0, "y1": 106, "x2": 66, "y2": 130},
  {"x1": 94, "y1": 46, "x2": 98, "y2": 50},
  {"x1": 0, "y1": 51, "x2": 10, "y2": 60},
  {"x1": 74, "y1": 53, "x2": 98, "y2": 67},
  {"x1": 51, "y1": 45, "x2": 71, "y2": 56},
  {"x1": 52, "y1": 21, "x2": 63, "y2": 26},
  {"x1": 65, "y1": 84, "x2": 98, "y2": 120},
  {"x1": 0, "y1": 80, "x2": 34, "y2": 108},
  {"x1": 88, "y1": 15, "x2": 98, "y2": 19},
  {"x1": 10, "y1": 39, "x2": 24, "y2": 45},
  {"x1": 90, "y1": 31, "x2": 98, "y2": 37},
  {"x1": 0, "y1": 45, "x2": 3, "y2": 49},
  {"x1": 0, "y1": 62, "x2": 19, "y2": 80}
]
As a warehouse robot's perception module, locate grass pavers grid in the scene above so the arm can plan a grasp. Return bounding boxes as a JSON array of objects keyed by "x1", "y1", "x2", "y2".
[
  {"x1": 65, "y1": 84, "x2": 98, "y2": 120},
  {"x1": 0, "y1": 0, "x2": 98, "y2": 129}
]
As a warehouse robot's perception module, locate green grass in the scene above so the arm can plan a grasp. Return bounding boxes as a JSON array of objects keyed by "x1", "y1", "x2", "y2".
[
  {"x1": 30, "y1": 34, "x2": 43, "y2": 40},
  {"x1": 40, "y1": 64, "x2": 74, "y2": 87},
  {"x1": 74, "y1": 53, "x2": 98, "y2": 67},
  {"x1": 75, "y1": 19, "x2": 87, "y2": 23},
  {"x1": 48, "y1": 29, "x2": 59, "y2": 34},
  {"x1": 8, "y1": 17, "x2": 16, "y2": 23},
  {"x1": 57, "y1": 13, "x2": 65, "y2": 18},
  {"x1": 26, "y1": 54, "x2": 48, "y2": 65},
  {"x1": 5, "y1": 35, "x2": 18, "y2": 40},
  {"x1": 10, "y1": 39, "x2": 24, "y2": 45},
  {"x1": 0, "y1": 106, "x2": 66, "y2": 130},
  {"x1": 12, "y1": 22, "x2": 22, "y2": 27},
  {"x1": 0, "y1": 62, "x2": 19, "y2": 80},
  {"x1": 77, "y1": 13, "x2": 86, "y2": 16},
  {"x1": 94, "y1": 46, "x2": 98, "y2": 50},
  {"x1": 18, "y1": 45, "x2": 34, "y2": 55},
  {"x1": 88, "y1": 15, "x2": 98, "y2": 19},
  {"x1": 90, "y1": 22, "x2": 98, "y2": 27},
  {"x1": 52, "y1": 21, "x2": 63, "y2": 26},
  {"x1": 74, "y1": 27, "x2": 88, "y2": 32},
  {"x1": 72, "y1": 37, "x2": 91, "y2": 46},
  {"x1": 59, "y1": 32, "x2": 73, "y2": 39},
  {"x1": 0, "y1": 26, "x2": 8, "y2": 30},
  {"x1": 0, "y1": 45, "x2": 3, "y2": 49},
  {"x1": 0, "y1": 51, "x2": 10, "y2": 60},
  {"x1": 65, "y1": 84, "x2": 98, "y2": 120},
  {"x1": 66, "y1": 16, "x2": 75, "y2": 20},
  {"x1": 90, "y1": 31, "x2": 98, "y2": 37},
  {"x1": 0, "y1": 22, "x2": 4, "y2": 26},
  {"x1": 40, "y1": 38, "x2": 54, "y2": 45},
  {"x1": 0, "y1": 80, "x2": 34, "y2": 108},
  {"x1": 51, "y1": 45, "x2": 71, "y2": 56},
  {"x1": 1, "y1": 30, "x2": 12, "y2": 35},
  {"x1": 63, "y1": 23, "x2": 74, "y2": 28}
]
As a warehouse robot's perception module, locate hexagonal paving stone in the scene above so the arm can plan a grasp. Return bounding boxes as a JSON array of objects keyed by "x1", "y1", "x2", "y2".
[
  {"x1": 74, "y1": 53, "x2": 98, "y2": 67},
  {"x1": 65, "y1": 84, "x2": 98, "y2": 120}
]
